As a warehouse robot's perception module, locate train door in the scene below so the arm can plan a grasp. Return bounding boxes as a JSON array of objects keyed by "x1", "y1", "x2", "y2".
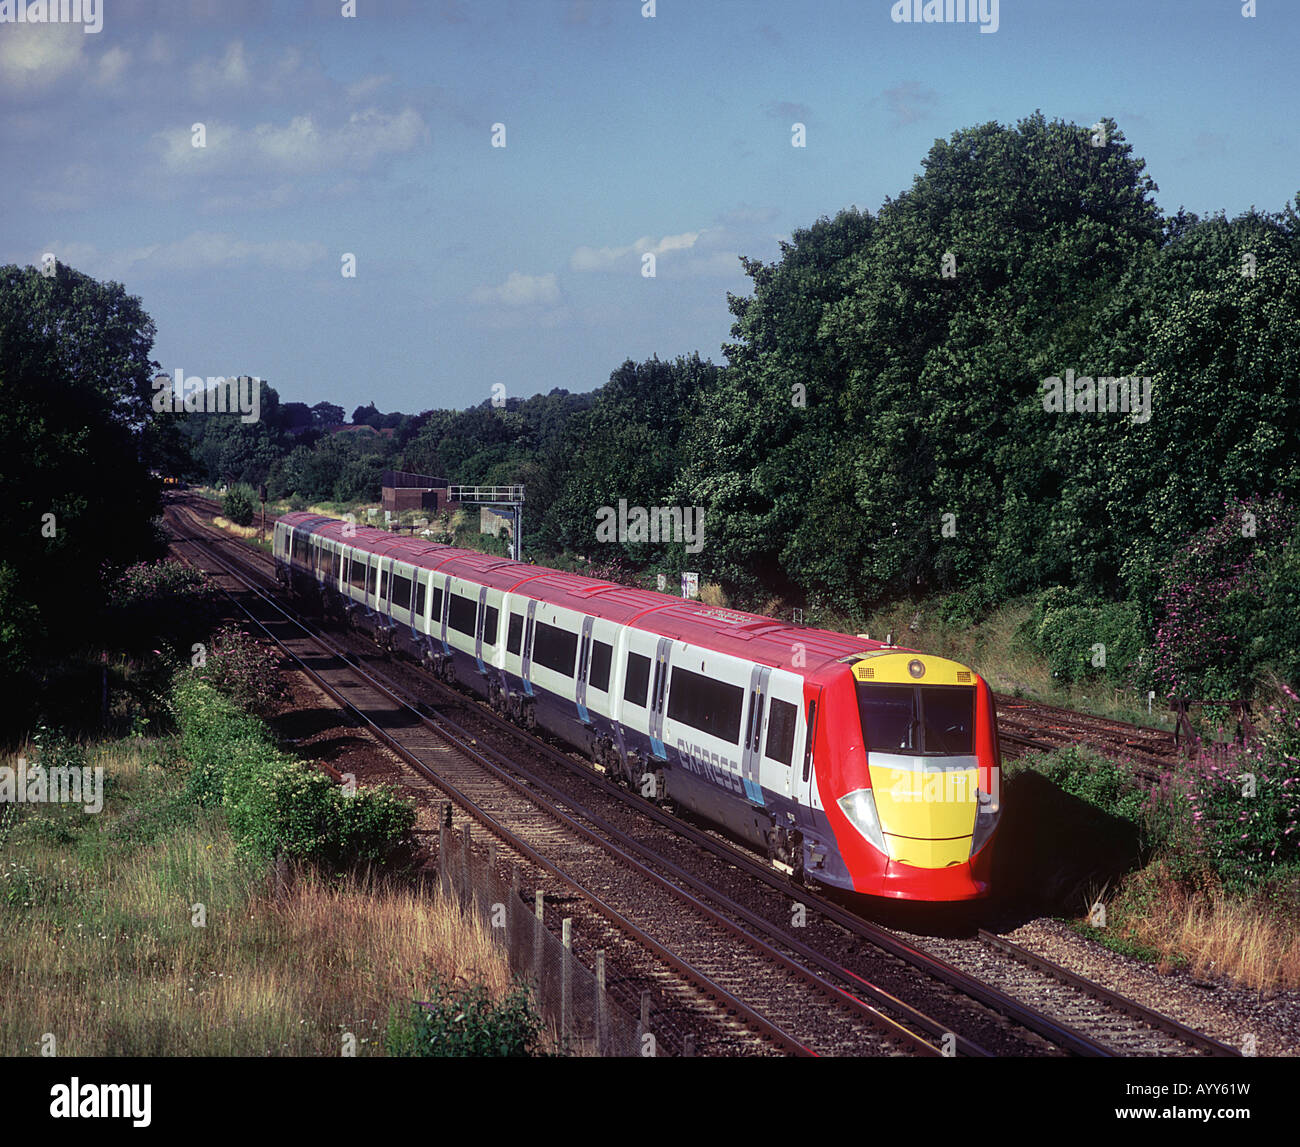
[
  {"x1": 796, "y1": 691, "x2": 822, "y2": 822},
  {"x1": 574, "y1": 616, "x2": 594, "y2": 724},
  {"x1": 438, "y1": 574, "x2": 452, "y2": 650},
  {"x1": 739, "y1": 665, "x2": 771, "y2": 805},
  {"x1": 647, "y1": 637, "x2": 672, "y2": 760},
  {"x1": 474, "y1": 585, "x2": 488, "y2": 674},
  {"x1": 520, "y1": 599, "x2": 537, "y2": 697}
]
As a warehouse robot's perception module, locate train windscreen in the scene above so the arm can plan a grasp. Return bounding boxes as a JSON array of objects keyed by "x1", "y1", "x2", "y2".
[{"x1": 856, "y1": 684, "x2": 975, "y2": 755}]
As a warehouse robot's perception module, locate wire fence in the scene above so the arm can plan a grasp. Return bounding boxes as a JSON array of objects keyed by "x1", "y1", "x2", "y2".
[{"x1": 436, "y1": 817, "x2": 656, "y2": 1056}]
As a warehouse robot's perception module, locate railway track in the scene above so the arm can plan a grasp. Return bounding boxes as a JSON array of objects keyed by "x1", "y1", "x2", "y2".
[{"x1": 166, "y1": 493, "x2": 1239, "y2": 1058}]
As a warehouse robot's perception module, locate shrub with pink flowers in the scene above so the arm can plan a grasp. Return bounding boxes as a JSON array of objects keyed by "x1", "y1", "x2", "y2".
[
  {"x1": 1150, "y1": 495, "x2": 1297, "y2": 702},
  {"x1": 1152, "y1": 695, "x2": 1300, "y2": 893},
  {"x1": 189, "y1": 622, "x2": 287, "y2": 717}
]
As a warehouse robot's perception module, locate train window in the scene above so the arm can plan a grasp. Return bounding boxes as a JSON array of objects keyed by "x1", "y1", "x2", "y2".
[
  {"x1": 367, "y1": 564, "x2": 377, "y2": 597},
  {"x1": 392, "y1": 574, "x2": 412, "y2": 612},
  {"x1": 332, "y1": 550, "x2": 342, "y2": 580},
  {"x1": 857, "y1": 685, "x2": 916, "y2": 752},
  {"x1": 667, "y1": 667, "x2": 744, "y2": 744},
  {"x1": 415, "y1": 578, "x2": 426, "y2": 618},
  {"x1": 920, "y1": 686, "x2": 975, "y2": 754},
  {"x1": 765, "y1": 699, "x2": 798, "y2": 766},
  {"x1": 448, "y1": 593, "x2": 477, "y2": 636},
  {"x1": 483, "y1": 604, "x2": 499, "y2": 646},
  {"x1": 379, "y1": 570, "x2": 389, "y2": 601},
  {"x1": 624, "y1": 652, "x2": 651, "y2": 707},
  {"x1": 431, "y1": 586, "x2": 445, "y2": 623},
  {"x1": 507, "y1": 613, "x2": 523, "y2": 655},
  {"x1": 856, "y1": 684, "x2": 974, "y2": 755},
  {"x1": 533, "y1": 620, "x2": 578, "y2": 677},
  {"x1": 590, "y1": 640, "x2": 612, "y2": 692},
  {"x1": 350, "y1": 558, "x2": 366, "y2": 590}
]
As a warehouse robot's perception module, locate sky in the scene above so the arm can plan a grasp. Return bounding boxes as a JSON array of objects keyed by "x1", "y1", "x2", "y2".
[{"x1": 3, "y1": 0, "x2": 1296, "y2": 417}]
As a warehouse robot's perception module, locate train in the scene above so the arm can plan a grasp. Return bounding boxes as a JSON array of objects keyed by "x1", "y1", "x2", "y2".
[{"x1": 273, "y1": 511, "x2": 1001, "y2": 901}]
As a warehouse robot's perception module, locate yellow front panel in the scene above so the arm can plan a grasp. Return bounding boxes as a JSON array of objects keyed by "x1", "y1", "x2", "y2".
[
  {"x1": 869, "y1": 761, "x2": 979, "y2": 840},
  {"x1": 883, "y1": 833, "x2": 973, "y2": 868},
  {"x1": 852, "y1": 652, "x2": 974, "y2": 686}
]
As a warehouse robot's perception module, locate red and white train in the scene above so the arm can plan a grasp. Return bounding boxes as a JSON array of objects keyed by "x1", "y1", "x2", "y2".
[{"x1": 274, "y1": 512, "x2": 1001, "y2": 900}]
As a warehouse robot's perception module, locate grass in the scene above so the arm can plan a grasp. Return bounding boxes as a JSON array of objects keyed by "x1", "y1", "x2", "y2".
[
  {"x1": 1082, "y1": 864, "x2": 1300, "y2": 991},
  {"x1": 0, "y1": 736, "x2": 518, "y2": 1056},
  {"x1": 210, "y1": 516, "x2": 262, "y2": 540}
]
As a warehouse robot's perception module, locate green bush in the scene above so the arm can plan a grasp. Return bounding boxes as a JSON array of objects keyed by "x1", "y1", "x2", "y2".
[
  {"x1": 223, "y1": 485, "x2": 256, "y2": 526},
  {"x1": 936, "y1": 582, "x2": 999, "y2": 626},
  {"x1": 1020, "y1": 587, "x2": 1147, "y2": 686},
  {"x1": 386, "y1": 976, "x2": 544, "y2": 1057},
  {"x1": 222, "y1": 754, "x2": 416, "y2": 864},
  {"x1": 170, "y1": 677, "x2": 415, "y2": 865},
  {"x1": 1023, "y1": 744, "x2": 1150, "y2": 827},
  {"x1": 102, "y1": 560, "x2": 216, "y2": 654}
]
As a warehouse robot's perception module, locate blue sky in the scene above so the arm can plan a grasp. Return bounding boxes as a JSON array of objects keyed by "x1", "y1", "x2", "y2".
[{"x1": 3, "y1": 0, "x2": 1296, "y2": 416}]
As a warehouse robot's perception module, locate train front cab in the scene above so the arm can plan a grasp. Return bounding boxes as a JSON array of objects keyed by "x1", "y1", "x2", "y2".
[{"x1": 824, "y1": 651, "x2": 999, "y2": 901}]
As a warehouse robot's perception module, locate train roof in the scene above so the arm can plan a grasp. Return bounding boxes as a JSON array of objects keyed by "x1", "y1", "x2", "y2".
[{"x1": 278, "y1": 511, "x2": 902, "y2": 679}]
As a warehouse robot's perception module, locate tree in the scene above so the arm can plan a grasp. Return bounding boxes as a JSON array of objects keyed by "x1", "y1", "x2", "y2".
[
  {"x1": 311, "y1": 401, "x2": 345, "y2": 429},
  {"x1": 0, "y1": 262, "x2": 162, "y2": 695}
]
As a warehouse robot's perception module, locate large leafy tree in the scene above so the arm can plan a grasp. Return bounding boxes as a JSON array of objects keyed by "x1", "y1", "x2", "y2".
[
  {"x1": 0, "y1": 262, "x2": 162, "y2": 687},
  {"x1": 682, "y1": 114, "x2": 1166, "y2": 609}
]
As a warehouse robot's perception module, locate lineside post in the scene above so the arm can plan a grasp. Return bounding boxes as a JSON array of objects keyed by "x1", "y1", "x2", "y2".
[{"x1": 561, "y1": 917, "x2": 572, "y2": 1049}]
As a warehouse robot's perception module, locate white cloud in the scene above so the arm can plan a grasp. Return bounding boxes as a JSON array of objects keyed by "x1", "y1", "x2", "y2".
[
  {"x1": 95, "y1": 45, "x2": 130, "y2": 86},
  {"x1": 127, "y1": 231, "x2": 326, "y2": 274},
  {"x1": 570, "y1": 230, "x2": 700, "y2": 272},
  {"x1": 156, "y1": 108, "x2": 426, "y2": 176},
  {"x1": 469, "y1": 271, "x2": 561, "y2": 307},
  {"x1": 198, "y1": 183, "x2": 299, "y2": 214},
  {"x1": 881, "y1": 81, "x2": 938, "y2": 127},
  {"x1": 38, "y1": 232, "x2": 327, "y2": 281},
  {"x1": 569, "y1": 226, "x2": 749, "y2": 279},
  {"x1": 346, "y1": 73, "x2": 392, "y2": 102},
  {"x1": 0, "y1": 22, "x2": 84, "y2": 91},
  {"x1": 189, "y1": 39, "x2": 252, "y2": 98}
]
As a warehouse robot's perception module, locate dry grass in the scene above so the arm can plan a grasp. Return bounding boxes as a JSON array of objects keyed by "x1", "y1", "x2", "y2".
[
  {"x1": 0, "y1": 739, "x2": 515, "y2": 1056},
  {"x1": 1104, "y1": 866, "x2": 1300, "y2": 991},
  {"x1": 210, "y1": 516, "x2": 261, "y2": 539},
  {"x1": 699, "y1": 582, "x2": 730, "y2": 608}
]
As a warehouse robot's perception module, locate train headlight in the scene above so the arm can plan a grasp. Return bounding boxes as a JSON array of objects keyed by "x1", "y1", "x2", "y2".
[
  {"x1": 837, "y1": 788, "x2": 888, "y2": 856},
  {"x1": 970, "y1": 786, "x2": 1000, "y2": 856}
]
